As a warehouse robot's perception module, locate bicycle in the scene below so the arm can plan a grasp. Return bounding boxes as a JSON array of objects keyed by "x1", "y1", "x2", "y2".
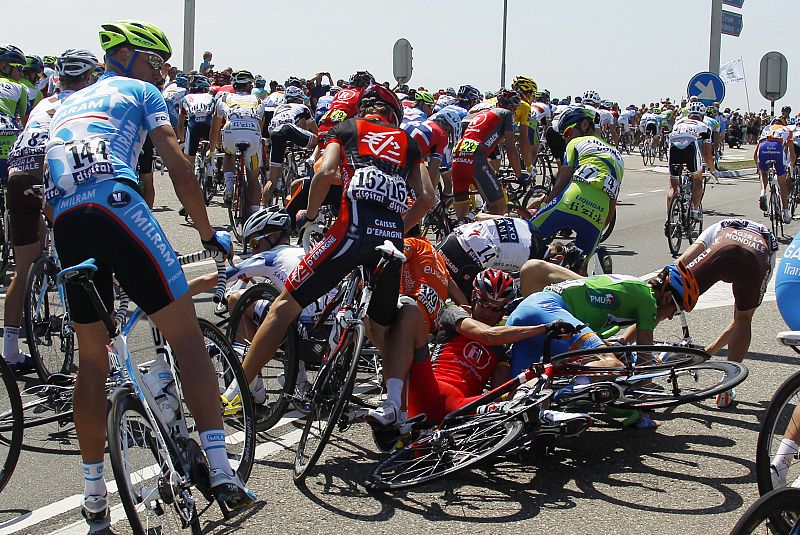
[
  {"x1": 766, "y1": 162, "x2": 785, "y2": 238},
  {"x1": 227, "y1": 142, "x2": 252, "y2": 241},
  {"x1": 58, "y1": 249, "x2": 256, "y2": 532},
  {"x1": 0, "y1": 357, "x2": 23, "y2": 494},
  {"x1": 292, "y1": 240, "x2": 405, "y2": 482},
  {"x1": 0, "y1": 178, "x2": 14, "y2": 283},
  {"x1": 730, "y1": 486, "x2": 800, "y2": 534},
  {"x1": 194, "y1": 140, "x2": 216, "y2": 206},
  {"x1": 666, "y1": 164, "x2": 704, "y2": 257},
  {"x1": 640, "y1": 132, "x2": 655, "y2": 166},
  {"x1": 789, "y1": 161, "x2": 800, "y2": 219}
]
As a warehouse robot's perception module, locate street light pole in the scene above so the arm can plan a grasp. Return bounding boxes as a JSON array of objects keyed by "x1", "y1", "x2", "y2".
[
  {"x1": 500, "y1": 0, "x2": 507, "y2": 87},
  {"x1": 183, "y1": 0, "x2": 195, "y2": 73},
  {"x1": 709, "y1": 0, "x2": 722, "y2": 74}
]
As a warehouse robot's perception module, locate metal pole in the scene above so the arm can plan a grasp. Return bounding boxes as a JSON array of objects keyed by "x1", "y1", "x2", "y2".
[
  {"x1": 500, "y1": 0, "x2": 507, "y2": 87},
  {"x1": 183, "y1": 0, "x2": 195, "y2": 73},
  {"x1": 709, "y1": 0, "x2": 722, "y2": 74},
  {"x1": 741, "y1": 58, "x2": 751, "y2": 113}
]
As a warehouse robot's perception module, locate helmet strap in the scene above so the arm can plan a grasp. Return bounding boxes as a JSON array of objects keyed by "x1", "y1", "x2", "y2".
[{"x1": 106, "y1": 49, "x2": 138, "y2": 78}]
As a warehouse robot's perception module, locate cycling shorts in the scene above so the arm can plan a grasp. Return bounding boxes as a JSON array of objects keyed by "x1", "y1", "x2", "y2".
[
  {"x1": 506, "y1": 292, "x2": 604, "y2": 376},
  {"x1": 53, "y1": 179, "x2": 188, "y2": 323},
  {"x1": 268, "y1": 123, "x2": 315, "y2": 167},
  {"x1": 668, "y1": 143, "x2": 701, "y2": 176},
  {"x1": 544, "y1": 126, "x2": 566, "y2": 163},
  {"x1": 438, "y1": 233, "x2": 482, "y2": 301},
  {"x1": 405, "y1": 286, "x2": 444, "y2": 334},
  {"x1": 452, "y1": 152, "x2": 504, "y2": 204},
  {"x1": 758, "y1": 140, "x2": 788, "y2": 176},
  {"x1": 184, "y1": 123, "x2": 211, "y2": 156},
  {"x1": 530, "y1": 181, "x2": 608, "y2": 255},
  {"x1": 221, "y1": 128, "x2": 261, "y2": 169},
  {"x1": 285, "y1": 203, "x2": 403, "y2": 327},
  {"x1": 643, "y1": 122, "x2": 657, "y2": 136},
  {"x1": 7, "y1": 173, "x2": 43, "y2": 246},
  {"x1": 407, "y1": 356, "x2": 482, "y2": 424}
]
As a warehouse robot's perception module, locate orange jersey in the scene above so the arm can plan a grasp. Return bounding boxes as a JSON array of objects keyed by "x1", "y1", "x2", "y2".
[{"x1": 400, "y1": 237, "x2": 451, "y2": 332}]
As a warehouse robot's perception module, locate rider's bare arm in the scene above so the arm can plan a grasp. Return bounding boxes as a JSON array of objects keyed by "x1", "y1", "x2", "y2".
[
  {"x1": 455, "y1": 316, "x2": 546, "y2": 346},
  {"x1": 403, "y1": 162, "x2": 434, "y2": 232}
]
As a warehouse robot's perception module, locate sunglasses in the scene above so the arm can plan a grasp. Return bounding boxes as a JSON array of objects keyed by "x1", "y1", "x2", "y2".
[
  {"x1": 134, "y1": 49, "x2": 165, "y2": 72},
  {"x1": 248, "y1": 234, "x2": 270, "y2": 251},
  {"x1": 562, "y1": 125, "x2": 576, "y2": 138}
]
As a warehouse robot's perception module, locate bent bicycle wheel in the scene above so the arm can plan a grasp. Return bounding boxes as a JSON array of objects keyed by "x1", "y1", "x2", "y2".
[
  {"x1": 366, "y1": 412, "x2": 524, "y2": 491},
  {"x1": 550, "y1": 344, "x2": 710, "y2": 375},
  {"x1": 0, "y1": 358, "x2": 23, "y2": 493},
  {"x1": 756, "y1": 371, "x2": 800, "y2": 498},
  {"x1": 730, "y1": 487, "x2": 800, "y2": 535}
]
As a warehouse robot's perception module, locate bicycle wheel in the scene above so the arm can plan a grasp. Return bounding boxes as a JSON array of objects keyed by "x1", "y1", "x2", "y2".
[
  {"x1": 366, "y1": 412, "x2": 524, "y2": 491},
  {"x1": 107, "y1": 387, "x2": 202, "y2": 535},
  {"x1": 24, "y1": 255, "x2": 76, "y2": 382},
  {"x1": 771, "y1": 183, "x2": 784, "y2": 238},
  {"x1": 0, "y1": 358, "x2": 23, "y2": 493},
  {"x1": 666, "y1": 195, "x2": 683, "y2": 257},
  {"x1": 227, "y1": 156, "x2": 248, "y2": 241},
  {"x1": 730, "y1": 487, "x2": 800, "y2": 535},
  {"x1": 293, "y1": 326, "x2": 363, "y2": 482},
  {"x1": 756, "y1": 371, "x2": 800, "y2": 497},
  {"x1": 226, "y1": 283, "x2": 299, "y2": 433},
  {"x1": 790, "y1": 178, "x2": 800, "y2": 218},
  {"x1": 599, "y1": 210, "x2": 616, "y2": 243},
  {"x1": 551, "y1": 344, "x2": 711, "y2": 374},
  {"x1": 15, "y1": 382, "x2": 74, "y2": 429},
  {"x1": 613, "y1": 360, "x2": 747, "y2": 409}
]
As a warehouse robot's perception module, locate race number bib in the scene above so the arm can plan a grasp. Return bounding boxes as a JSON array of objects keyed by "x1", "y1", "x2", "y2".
[
  {"x1": 456, "y1": 139, "x2": 480, "y2": 155},
  {"x1": 348, "y1": 166, "x2": 409, "y2": 214},
  {"x1": 46, "y1": 136, "x2": 113, "y2": 196},
  {"x1": 602, "y1": 175, "x2": 621, "y2": 200},
  {"x1": 573, "y1": 164, "x2": 600, "y2": 183}
]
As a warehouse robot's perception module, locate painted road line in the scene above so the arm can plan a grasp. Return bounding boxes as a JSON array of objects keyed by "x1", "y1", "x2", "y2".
[{"x1": 627, "y1": 192, "x2": 646, "y2": 197}]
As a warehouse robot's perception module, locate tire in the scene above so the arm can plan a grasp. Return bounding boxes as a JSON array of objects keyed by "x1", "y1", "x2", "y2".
[
  {"x1": 666, "y1": 195, "x2": 683, "y2": 257},
  {"x1": 226, "y1": 283, "x2": 299, "y2": 433},
  {"x1": 730, "y1": 487, "x2": 800, "y2": 535},
  {"x1": 24, "y1": 256, "x2": 76, "y2": 382},
  {"x1": 227, "y1": 158, "x2": 248, "y2": 241},
  {"x1": 107, "y1": 387, "x2": 201, "y2": 534},
  {"x1": 293, "y1": 326, "x2": 364, "y2": 482},
  {"x1": 756, "y1": 371, "x2": 800, "y2": 498},
  {"x1": 771, "y1": 183, "x2": 784, "y2": 239},
  {"x1": 599, "y1": 211, "x2": 616, "y2": 243},
  {"x1": 522, "y1": 185, "x2": 549, "y2": 213},
  {"x1": 550, "y1": 344, "x2": 712, "y2": 374},
  {"x1": 366, "y1": 412, "x2": 524, "y2": 491},
  {"x1": 0, "y1": 358, "x2": 23, "y2": 493}
]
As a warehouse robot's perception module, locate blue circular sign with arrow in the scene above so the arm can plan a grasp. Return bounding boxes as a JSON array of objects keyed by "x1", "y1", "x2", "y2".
[{"x1": 687, "y1": 72, "x2": 726, "y2": 106}]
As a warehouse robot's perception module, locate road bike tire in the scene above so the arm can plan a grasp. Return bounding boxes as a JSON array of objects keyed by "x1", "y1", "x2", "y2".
[
  {"x1": 730, "y1": 487, "x2": 800, "y2": 535},
  {"x1": 227, "y1": 154, "x2": 248, "y2": 241},
  {"x1": 293, "y1": 327, "x2": 363, "y2": 482},
  {"x1": 550, "y1": 344, "x2": 711, "y2": 374},
  {"x1": 666, "y1": 195, "x2": 684, "y2": 257},
  {"x1": 771, "y1": 183, "x2": 785, "y2": 239},
  {"x1": 226, "y1": 283, "x2": 299, "y2": 433},
  {"x1": 790, "y1": 177, "x2": 800, "y2": 218},
  {"x1": 107, "y1": 387, "x2": 202, "y2": 535},
  {"x1": 755, "y1": 371, "x2": 800, "y2": 498},
  {"x1": 0, "y1": 358, "x2": 23, "y2": 493},
  {"x1": 366, "y1": 412, "x2": 524, "y2": 491},
  {"x1": 599, "y1": 210, "x2": 616, "y2": 243},
  {"x1": 613, "y1": 360, "x2": 747, "y2": 409}
]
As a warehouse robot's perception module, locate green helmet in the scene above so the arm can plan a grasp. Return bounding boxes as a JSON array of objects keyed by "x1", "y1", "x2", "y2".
[
  {"x1": 414, "y1": 90, "x2": 435, "y2": 105},
  {"x1": 99, "y1": 20, "x2": 172, "y2": 60}
]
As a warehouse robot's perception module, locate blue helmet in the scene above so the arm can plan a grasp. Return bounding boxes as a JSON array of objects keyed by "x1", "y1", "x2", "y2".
[
  {"x1": 662, "y1": 262, "x2": 700, "y2": 312},
  {"x1": 557, "y1": 106, "x2": 598, "y2": 134},
  {"x1": 175, "y1": 73, "x2": 189, "y2": 87},
  {"x1": 190, "y1": 75, "x2": 210, "y2": 89}
]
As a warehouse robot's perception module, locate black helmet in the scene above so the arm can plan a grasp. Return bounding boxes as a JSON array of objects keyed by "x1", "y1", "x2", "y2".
[
  {"x1": 0, "y1": 44, "x2": 25, "y2": 65},
  {"x1": 348, "y1": 70, "x2": 374, "y2": 88}
]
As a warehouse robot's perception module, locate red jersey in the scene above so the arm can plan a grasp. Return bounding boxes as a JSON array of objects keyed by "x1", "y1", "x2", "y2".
[
  {"x1": 400, "y1": 237, "x2": 451, "y2": 332},
  {"x1": 318, "y1": 87, "x2": 364, "y2": 139},
  {"x1": 401, "y1": 119, "x2": 449, "y2": 161},
  {"x1": 455, "y1": 108, "x2": 513, "y2": 156}
]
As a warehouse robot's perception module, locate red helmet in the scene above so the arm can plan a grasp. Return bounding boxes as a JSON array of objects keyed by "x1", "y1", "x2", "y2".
[
  {"x1": 473, "y1": 268, "x2": 516, "y2": 307},
  {"x1": 358, "y1": 83, "x2": 403, "y2": 126}
]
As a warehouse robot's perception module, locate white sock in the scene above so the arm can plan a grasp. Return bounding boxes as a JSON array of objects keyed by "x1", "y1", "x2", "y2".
[
  {"x1": 81, "y1": 461, "x2": 107, "y2": 497},
  {"x1": 772, "y1": 438, "x2": 799, "y2": 473},
  {"x1": 224, "y1": 172, "x2": 235, "y2": 192},
  {"x1": 760, "y1": 189, "x2": 766, "y2": 197},
  {"x1": 3, "y1": 326, "x2": 22, "y2": 364},
  {"x1": 200, "y1": 429, "x2": 232, "y2": 474},
  {"x1": 223, "y1": 379, "x2": 240, "y2": 401},
  {"x1": 386, "y1": 378, "x2": 403, "y2": 407}
]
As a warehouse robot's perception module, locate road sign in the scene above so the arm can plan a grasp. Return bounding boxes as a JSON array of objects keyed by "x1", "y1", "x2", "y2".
[
  {"x1": 721, "y1": 10, "x2": 743, "y2": 37},
  {"x1": 759, "y1": 51, "x2": 789, "y2": 102},
  {"x1": 393, "y1": 38, "x2": 413, "y2": 86},
  {"x1": 687, "y1": 72, "x2": 726, "y2": 106},
  {"x1": 723, "y1": 0, "x2": 744, "y2": 8}
]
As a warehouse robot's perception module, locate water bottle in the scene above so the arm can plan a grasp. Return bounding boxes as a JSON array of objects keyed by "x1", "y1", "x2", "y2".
[{"x1": 141, "y1": 354, "x2": 180, "y2": 427}]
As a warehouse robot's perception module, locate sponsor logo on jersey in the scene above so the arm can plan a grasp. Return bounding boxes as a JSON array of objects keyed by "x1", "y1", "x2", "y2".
[
  {"x1": 288, "y1": 260, "x2": 313, "y2": 288},
  {"x1": 108, "y1": 190, "x2": 131, "y2": 208},
  {"x1": 127, "y1": 207, "x2": 176, "y2": 268},
  {"x1": 55, "y1": 188, "x2": 96, "y2": 211},
  {"x1": 360, "y1": 131, "x2": 403, "y2": 165},
  {"x1": 587, "y1": 289, "x2": 617, "y2": 308},
  {"x1": 462, "y1": 341, "x2": 491, "y2": 370},
  {"x1": 58, "y1": 95, "x2": 111, "y2": 119}
]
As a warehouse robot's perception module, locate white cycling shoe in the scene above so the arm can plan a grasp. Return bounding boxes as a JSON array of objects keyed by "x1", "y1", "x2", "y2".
[
  {"x1": 366, "y1": 399, "x2": 403, "y2": 427},
  {"x1": 81, "y1": 494, "x2": 110, "y2": 533}
]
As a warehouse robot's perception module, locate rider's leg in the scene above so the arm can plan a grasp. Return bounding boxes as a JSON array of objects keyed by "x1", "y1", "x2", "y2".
[
  {"x1": 779, "y1": 172, "x2": 791, "y2": 210},
  {"x1": 691, "y1": 171, "x2": 704, "y2": 211},
  {"x1": 241, "y1": 289, "x2": 301, "y2": 385}
]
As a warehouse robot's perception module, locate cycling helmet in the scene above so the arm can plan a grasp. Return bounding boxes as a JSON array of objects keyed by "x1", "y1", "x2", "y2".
[
  {"x1": 23, "y1": 55, "x2": 44, "y2": 73},
  {"x1": 445, "y1": 87, "x2": 456, "y2": 97},
  {"x1": 582, "y1": 90, "x2": 600, "y2": 106},
  {"x1": 0, "y1": 45, "x2": 25, "y2": 65},
  {"x1": 600, "y1": 100, "x2": 612, "y2": 109},
  {"x1": 42, "y1": 55, "x2": 57, "y2": 66},
  {"x1": 457, "y1": 84, "x2": 482, "y2": 103},
  {"x1": 473, "y1": 268, "x2": 516, "y2": 308},
  {"x1": 414, "y1": 90, "x2": 435, "y2": 105},
  {"x1": 189, "y1": 75, "x2": 210, "y2": 89},
  {"x1": 551, "y1": 98, "x2": 560, "y2": 106},
  {"x1": 329, "y1": 85, "x2": 341, "y2": 95},
  {"x1": 782, "y1": 106, "x2": 792, "y2": 114},
  {"x1": 232, "y1": 70, "x2": 254, "y2": 85},
  {"x1": 398, "y1": 84, "x2": 410, "y2": 94},
  {"x1": 535, "y1": 90, "x2": 550, "y2": 102},
  {"x1": 348, "y1": 70, "x2": 374, "y2": 88},
  {"x1": 496, "y1": 88, "x2": 521, "y2": 110},
  {"x1": 57, "y1": 48, "x2": 100, "y2": 77},
  {"x1": 359, "y1": 83, "x2": 403, "y2": 126},
  {"x1": 511, "y1": 75, "x2": 538, "y2": 95},
  {"x1": 484, "y1": 91, "x2": 495, "y2": 100},
  {"x1": 662, "y1": 261, "x2": 700, "y2": 312},
  {"x1": 255, "y1": 78, "x2": 266, "y2": 88},
  {"x1": 243, "y1": 207, "x2": 291, "y2": 243},
  {"x1": 430, "y1": 108, "x2": 463, "y2": 136},
  {"x1": 99, "y1": 20, "x2": 172, "y2": 60},
  {"x1": 285, "y1": 76, "x2": 303, "y2": 88},
  {"x1": 175, "y1": 73, "x2": 189, "y2": 87},
  {"x1": 687, "y1": 101, "x2": 706, "y2": 117},
  {"x1": 284, "y1": 85, "x2": 305, "y2": 101},
  {"x1": 557, "y1": 106, "x2": 598, "y2": 134}
]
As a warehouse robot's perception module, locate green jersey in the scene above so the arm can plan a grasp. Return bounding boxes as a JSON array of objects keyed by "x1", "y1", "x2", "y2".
[
  {"x1": 563, "y1": 135, "x2": 624, "y2": 200},
  {"x1": 545, "y1": 274, "x2": 658, "y2": 332},
  {"x1": 0, "y1": 75, "x2": 27, "y2": 123}
]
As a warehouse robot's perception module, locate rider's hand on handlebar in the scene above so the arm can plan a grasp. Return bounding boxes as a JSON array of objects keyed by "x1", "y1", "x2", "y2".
[
  {"x1": 202, "y1": 230, "x2": 233, "y2": 260},
  {"x1": 545, "y1": 320, "x2": 579, "y2": 338},
  {"x1": 520, "y1": 170, "x2": 532, "y2": 186}
]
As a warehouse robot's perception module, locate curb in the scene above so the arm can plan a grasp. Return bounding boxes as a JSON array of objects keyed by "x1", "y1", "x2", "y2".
[{"x1": 719, "y1": 168, "x2": 756, "y2": 178}]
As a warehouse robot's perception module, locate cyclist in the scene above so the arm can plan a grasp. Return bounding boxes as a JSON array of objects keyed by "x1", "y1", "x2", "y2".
[
  {"x1": 529, "y1": 90, "x2": 552, "y2": 176},
  {"x1": 263, "y1": 85, "x2": 318, "y2": 206},
  {"x1": 209, "y1": 69, "x2": 265, "y2": 210},
  {"x1": 666, "y1": 101, "x2": 717, "y2": 227},
  {"x1": 452, "y1": 88, "x2": 523, "y2": 220},
  {"x1": 676, "y1": 218, "x2": 777, "y2": 407},
  {"x1": 252, "y1": 76, "x2": 268, "y2": 101},
  {"x1": 236, "y1": 83, "x2": 434, "y2": 400},
  {"x1": 2, "y1": 49, "x2": 99, "y2": 375},
  {"x1": 177, "y1": 74, "x2": 214, "y2": 164},
  {"x1": 316, "y1": 70, "x2": 373, "y2": 144},
  {"x1": 639, "y1": 105, "x2": 663, "y2": 152},
  {"x1": 400, "y1": 108, "x2": 460, "y2": 190},
  {"x1": 755, "y1": 117, "x2": 795, "y2": 224},
  {"x1": 314, "y1": 85, "x2": 339, "y2": 123},
  {"x1": 529, "y1": 106, "x2": 623, "y2": 265},
  {"x1": 20, "y1": 55, "x2": 44, "y2": 114},
  {"x1": 402, "y1": 90, "x2": 434, "y2": 123},
  {"x1": 0, "y1": 45, "x2": 29, "y2": 182},
  {"x1": 162, "y1": 72, "x2": 188, "y2": 129},
  {"x1": 44, "y1": 20, "x2": 255, "y2": 525}
]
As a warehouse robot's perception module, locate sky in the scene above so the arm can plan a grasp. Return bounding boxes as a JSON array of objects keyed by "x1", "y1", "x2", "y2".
[{"x1": 8, "y1": 0, "x2": 799, "y2": 113}]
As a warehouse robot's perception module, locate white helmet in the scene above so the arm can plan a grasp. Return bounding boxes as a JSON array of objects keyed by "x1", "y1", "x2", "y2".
[
  {"x1": 688, "y1": 101, "x2": 707, "y2": 117},
  {"x1": 431, "y1": 108, "x2": 463, "y2": 137},
  {"x1": 56, "y1": 48, "x2": 99, "y2": 77},
  {"x1": 243, "y1": 207, "x2": 291, "y2": 244},
  {"x1": 582, "y1": 90, "x2": 600, "y2": 106},
  {"x1": 284, "y1": 85, "x2": 305, "y2": 101}
]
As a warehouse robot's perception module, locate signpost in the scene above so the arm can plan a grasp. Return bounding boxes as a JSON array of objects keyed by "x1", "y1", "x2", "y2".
[
  {"x1": 759, "y1": 51, "x2": 789, "y2": 116},
  {"x1": 687, "y1": 71, "x2": 727, "y2": 107},
  {"x1": 393, "y1": 38, "x2": 413, "y2": 86},
  {"x1": 721, "y1": 10, "x2": 743, "y2": 37},
  {"x1": 722, "y1": 0, "x2": 744, "y2": 7}
]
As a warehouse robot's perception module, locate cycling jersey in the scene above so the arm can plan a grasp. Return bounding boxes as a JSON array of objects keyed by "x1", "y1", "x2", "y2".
[
  {"x1": 760, "y1": 124, "x2": 793, "y2": 144},
  {"x1": 9, "y1": 90, "x2": 75, "y2": 179},
  {"x1": 0, "y1": 75, "x2": 27, "y2": 172},
  {"x1": 670, "y1": 118, "x2": 712, "y2": 148},
  {"x1": 19, "y1": 78, "x2": 43, "y2": 115},
  {"x1": 703, "y1": 116, "x2": 720, "y2": 133},
  {"x1": 434, "y1": 94, "x2": 455, "y2": 112},
  {"x1": 181, "y1": 93, "x2": 215, "y2": 127},
  {"x1": 162, "y1": 83, "x2": 188, "y2": 127},
  {"x1": 268, "y1": 102, "x2": 312, "y2": 133},
  {"x1": 639, "y1": 112, "x2": 663, "y2": 134},
  {"x1": 452, "y1": 108, "x2": 514, "y2": 200},
  {"x1": 215, "y1": 91, "x2": 264, "y2": 161},
  {"x1": 777, "y1": 230, "x2": 800, "y2": 329},
  {"x1": 251, "y1": 87, "x2": 268, "y2": 101},
  {"x1": 262, "y1": 91, "x2": 285, "y2": 113},
  {"x1": 400, "y1": 119, "x2": 449, "y2": 161},
  {"x1": 400, "y1": 236, "x2": 450, "y2": 332},
  {"x1": 315, "y1": 94, "x2": 334, "y2": 122},
  {"x1": 453, "y1": 217, "x2": 533, "y2": 272},
  {"x1": 562, "y1": 135, "x2": 624, "y2": 199},
  {"x1": 317, "y1": 87, "x2": 363, "y2": 140},
  {"x1": 401, "y1": 106, "x2": 427, "y2": 123}
]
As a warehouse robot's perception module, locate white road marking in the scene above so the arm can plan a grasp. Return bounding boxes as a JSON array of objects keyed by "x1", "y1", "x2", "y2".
[{"x1": 627, "y1": 192, "x2": 646, "y2": 197}]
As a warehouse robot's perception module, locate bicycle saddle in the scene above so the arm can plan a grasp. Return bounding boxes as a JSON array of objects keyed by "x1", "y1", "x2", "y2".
[
  {"x1": 57, "y1": 258, "x2": 98, "y2": 283},
  {"x1": 235, "y1": 141, "x2": 251, "y2": 151},
  {"x1": 375, "y1": 240, "x2": 407, "y2": 262}
]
